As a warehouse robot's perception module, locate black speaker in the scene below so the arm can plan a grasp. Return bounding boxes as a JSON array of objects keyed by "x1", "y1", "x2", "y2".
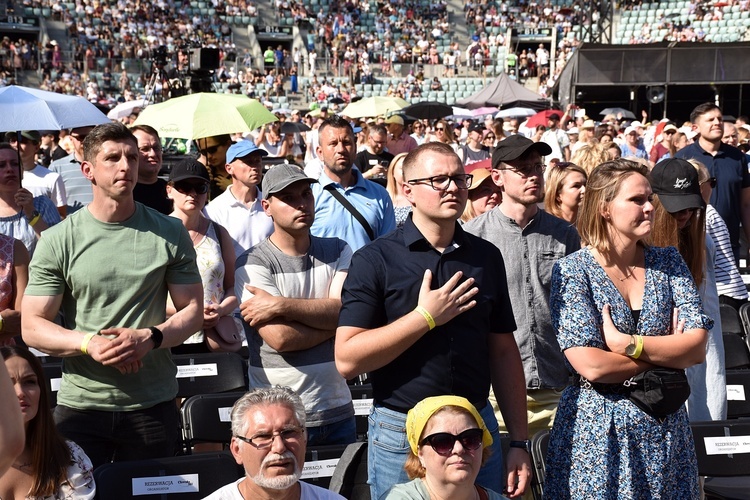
[{"x1": 189, "y1": 48, "x2": 220, "y2": 71}]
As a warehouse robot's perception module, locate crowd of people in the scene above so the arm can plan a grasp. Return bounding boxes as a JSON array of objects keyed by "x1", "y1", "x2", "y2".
[{"x1": 0, "y1": 97, "x2": 747, "y2": 499}]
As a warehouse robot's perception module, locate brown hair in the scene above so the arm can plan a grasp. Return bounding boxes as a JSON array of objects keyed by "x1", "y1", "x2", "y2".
[
  {"x1": 403, "y1": 406, "x2": 491, "y2": 480},
  {"x1": 648, "y1": 196, "x2": 706, "y2": 288},
  {"x1": 1, "y1": 346, "x2": 71, "y2": 497},
  {"x1": 576, "y1": 159, "x2": 649, "y2": 253},
  {"x1": 402, "y1": 142, "x2": 461, "y2": 180},
  {"x1": 83, "y1": 121, "x2": 138, "y2": 163},
  {"x1": 544, "y1": 162, "x2": 588, "y2": 221},
  {"x1": 433, "y1": 119, "x2": 456, "y2": 145}
]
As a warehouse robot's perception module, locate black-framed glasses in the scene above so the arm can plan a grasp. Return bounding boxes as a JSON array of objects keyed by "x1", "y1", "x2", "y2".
[
  {"x1": 407, "y1": 174, "x2": 473, "y2": 191},
  {"x1": 701, "y1": 177, "x2": 717, "y2": 188},
  {"x1": 499, "y1": 163, "x2": 546, "y2": 177},
  {"x1": 234, "y1": 426, "x2": 305, "y2": 449},
  {"x1": 420, "y1": 428, "x2": 484, "y2": 456},
  {"x1": 435, "y1": 127, "x2": 445, "y2": 132},
  {"x1": 173, "y1": 181, "x2": 209, "y2": 195}
]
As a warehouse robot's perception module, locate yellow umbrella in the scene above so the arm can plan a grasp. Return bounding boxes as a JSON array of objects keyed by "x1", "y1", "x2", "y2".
[
  {"x1": 340, "y1": 96, "x2": 409, "y2": 119},
  {"x1": 133, "y1": 93, "x2": 278, "y2": 139}
]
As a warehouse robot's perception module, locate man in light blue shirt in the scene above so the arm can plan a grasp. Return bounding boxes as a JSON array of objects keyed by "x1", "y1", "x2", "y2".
[{"x1": 310, "y1": 115, "x2": 395, "y2": 251}]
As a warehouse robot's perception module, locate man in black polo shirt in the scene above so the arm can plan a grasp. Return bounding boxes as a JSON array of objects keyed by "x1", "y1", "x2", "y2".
[
  {"x1": 354, "y1": 124, "x2": 394, "y2": 186},
  {"x1": 336, "y1": 142, "x2": 531, "y2": 499}
]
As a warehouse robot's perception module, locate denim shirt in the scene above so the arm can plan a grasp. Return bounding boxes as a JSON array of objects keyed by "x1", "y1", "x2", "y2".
[{"x1": 464, "y1": 207, "x2": 580, "y2": 389}]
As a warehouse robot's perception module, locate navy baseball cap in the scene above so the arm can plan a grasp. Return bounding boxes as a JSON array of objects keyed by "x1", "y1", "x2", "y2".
[{"x1": 225, "y1": 140, "x2": 269, "y2": 164}]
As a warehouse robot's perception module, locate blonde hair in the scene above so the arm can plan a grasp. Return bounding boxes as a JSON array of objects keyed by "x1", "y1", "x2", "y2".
[
  {"x1": 571, "y1": 142, "x2": 610, "y2": 175},
  {"x1": 576, "y1": 159, "x2": 649, "y2": 253},
  {"x1": 544, "y1": 162, "x2": 588, "y2": 221}
]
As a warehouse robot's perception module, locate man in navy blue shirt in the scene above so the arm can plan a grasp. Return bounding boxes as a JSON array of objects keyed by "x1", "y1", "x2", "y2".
[
  {"x1": 336, "y1": 142, "x2": 531, "y2": 499},
  {"x1": 676, "y1": 102, "x2": 750, "y2": 262}
]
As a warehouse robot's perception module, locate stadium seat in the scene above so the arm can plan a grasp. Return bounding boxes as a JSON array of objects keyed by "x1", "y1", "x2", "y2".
[
  {"x1": 531, "y1": 430, "x2": 550, "y2": 500},
  {"x1": 301, "y1": 444, "x2": 348, "y2": 490},
  {"x1": 93, "y1": 452, "x2": 241, "y2": 500},
  {"x1": 172, "y1": 352, "x2": 247, "y2": 399},
  {"x1": 180, "y1": 391, "x2": 245, "y2": 453},
  {"x1": 329, "y1": 442, "x2": 370, "y2": 499},
  {"x1": 691, "y1": 420, "x2": 750, "y2": 499}
]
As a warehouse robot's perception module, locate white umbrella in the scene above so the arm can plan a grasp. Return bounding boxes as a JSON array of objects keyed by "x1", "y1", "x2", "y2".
[
  {"x1": 451, "y1": 106, "x2": 473, "y2": 118},
  {"x1": 0, "y1": 85, "x2": 110, "y2": 132},
  {"x1": 496, "y1": 107, "x2": 536, "y2": 118},
  {"x1": 107, "y1": 99, "x2": 147, "y2": 120}
]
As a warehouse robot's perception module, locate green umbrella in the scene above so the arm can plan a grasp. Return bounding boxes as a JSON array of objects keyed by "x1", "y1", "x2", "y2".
[
  {"x1": 133, "y1": 93, "x2": 278, "y2": 139},
  {"x1": 340, "y1": 96, "x2": 409, "y2": 119}
]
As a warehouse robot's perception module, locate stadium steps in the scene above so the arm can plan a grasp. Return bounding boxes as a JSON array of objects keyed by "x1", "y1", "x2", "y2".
[{"x1": 46, "y1": 20, "x2": 73, "y2": 53}]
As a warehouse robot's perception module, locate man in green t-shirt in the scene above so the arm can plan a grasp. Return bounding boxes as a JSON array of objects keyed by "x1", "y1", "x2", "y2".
[{"x1": 22, "y1": 122, "x2": 203, "y2": 468}]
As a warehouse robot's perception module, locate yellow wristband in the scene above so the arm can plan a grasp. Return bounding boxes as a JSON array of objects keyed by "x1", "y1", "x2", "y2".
[
  {"x1": 28, "y1": 214, "x2": 41, "y2": 227},
  {"x1": 81, "y1": 333, "x2": 96, "y2": 355},
  {"x1": 631, "y1": 335, "x2": 644, "y2": 359},
  {"x1": 414, "y1": 306, "x2": 436, "y2": 330}
]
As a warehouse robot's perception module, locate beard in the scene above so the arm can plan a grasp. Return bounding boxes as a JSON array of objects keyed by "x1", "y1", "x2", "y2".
[{"x1": 250, "y1": 451, "x2": 302, "y2": 490}]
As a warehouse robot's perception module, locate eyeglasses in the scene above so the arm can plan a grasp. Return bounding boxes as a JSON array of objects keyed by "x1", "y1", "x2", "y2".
[
  {"x1": 173, "y1": 181, "x2": 209, "y2": 195},
  {"x1": 485, "y1": 135, "x2": 495, "y2": 140},
  {"x1": 499, "y1": 163, "x2": 546, "y2": 177},
  {"x1": 199, "y1": 145, "x2": 222, "y2": 156},
  {"x1": 407, "y1": 174, "x2": 473, "y2": 190},
  {"x1": 701, "y1": 177, "x2": 717, "y2": 188},
  {"x1": 435, "y1": 127, "x2": 445, "y2": 132},
  {"x1": 234, "y1": 426, "x2": 305, "y2": 449},
  {"x1": 420, "y1": 428, "x2": 484, "y2": 456}
]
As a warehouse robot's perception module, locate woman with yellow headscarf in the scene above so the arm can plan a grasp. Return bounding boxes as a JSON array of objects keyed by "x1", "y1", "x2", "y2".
[{"x1": 382, "y1": 395, "x2": 509, "y2": 500}]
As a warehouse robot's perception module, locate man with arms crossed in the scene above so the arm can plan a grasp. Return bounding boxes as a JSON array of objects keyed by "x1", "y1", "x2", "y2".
[
  {"x1": 204, "y1": 386, "x2": 344, "y2": 500},
  {"x1": 336, "y1": 142, "x2": 531, "y2": 499},
  {"x1": 22, "y1": 122, "x2": 203, "y2": 468},
  {"x1": 236, "y1": 164, "x2": 355, "y2": 446}
]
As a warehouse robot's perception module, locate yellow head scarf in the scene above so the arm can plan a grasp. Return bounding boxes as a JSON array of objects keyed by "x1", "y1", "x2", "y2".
[{"x1": 405, "y1": 395, "x2": 493, "y2": 455}]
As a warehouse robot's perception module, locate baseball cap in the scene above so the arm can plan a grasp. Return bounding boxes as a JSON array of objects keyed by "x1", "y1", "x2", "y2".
[
  {"x1": 384, "y1": 115, "x2": 404, "y2": 125},
  {"x1": 468, "y1": 122, "x2": 485, "y2": 134},
  {"x1": 226, "y1": 140, "x2": 269, "y2": 164},
  {"x1": 4, "y1": 130, "x2": 41, "y2": 143},
  {"x1": 169, "y1": 158, "x2": 210, "y2": 183},
  {"x1": 491, "y1": 134, "x2": 552, "y2": 168},
  {"x1": 650, "y1": 158, "x2": 704, "y2": 214},
  {"x1": 662, "y1": 124, "x2": 678, "y2": 133},
  {"x1": 566, "y1": 127, "x2": 579, "y2": 135},
  {"x1": 466, "y1": 159, "x2": 492, "y2": 189},
  {"x1": 630, "y1": 120, "x2": 644, "y2": 128},
  {"x1": 262, "y1": 164, "x2": 318, "y2": 199},
  {"x1": 624, "y1": 126, "x2": 638, "y2": 136}
]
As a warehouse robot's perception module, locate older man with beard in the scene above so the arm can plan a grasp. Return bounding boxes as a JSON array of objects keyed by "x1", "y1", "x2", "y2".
[{"x1": 203, "y1": 386, "x2": 345, "y2": 500}]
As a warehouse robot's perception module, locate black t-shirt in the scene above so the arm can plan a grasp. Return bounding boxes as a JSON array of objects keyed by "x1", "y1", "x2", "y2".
[
  {"x1": 354, "y1": 149, "x2": 395, "y2": 173},
  {"x1": 133, "y1": 179, "x2": 172, "y2": 215}
]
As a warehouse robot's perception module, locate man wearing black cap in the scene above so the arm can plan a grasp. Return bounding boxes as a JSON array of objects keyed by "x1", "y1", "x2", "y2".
[
  {"x1": 7, "y1": 130, "x2": 68, "y2": 218},
  {"x1": 464, "y1": 134, "x2": 580, "y2": 438},
  {"x1": 235, "y1": 164, "x2": 356, "y2": 446},
  {"x1": 23, "y1": 122, "x2": 203, "y2": 468},
  {"x1": 457, "y1": 122, "x2": 490, "y2": 166}
]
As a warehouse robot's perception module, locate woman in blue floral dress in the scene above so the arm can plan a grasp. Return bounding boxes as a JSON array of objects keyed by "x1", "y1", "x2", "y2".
[{"x1": 545, "y1": 159, "x2": 711, "y2": 499}]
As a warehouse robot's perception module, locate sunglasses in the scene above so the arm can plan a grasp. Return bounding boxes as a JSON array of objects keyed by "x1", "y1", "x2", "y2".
[
  {"x1": 199, "y1": 145, "x2": 221, "y2": 156},
  {"x1": 173, "y1": 181, "x2": 209, "y2": 195},
  {"x1": 435, "y1": 127, "x2": 445, "y2": 131},
  {"x1": 420, "y1": 428, "x2": 484, "y2": 456}
]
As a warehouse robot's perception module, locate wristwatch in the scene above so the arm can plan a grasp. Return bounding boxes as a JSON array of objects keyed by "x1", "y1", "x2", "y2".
[
  {"x1": 509, "y1": 440, "x2": 532, "y2": 453},
  {"x1": 148, "y1": 326, "x2": 163, "y2": 350}
]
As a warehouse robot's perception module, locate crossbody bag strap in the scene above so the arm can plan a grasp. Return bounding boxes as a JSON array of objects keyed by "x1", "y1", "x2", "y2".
[{"x1": 323, "y1": 183, "x2": 375, "y2": 241}]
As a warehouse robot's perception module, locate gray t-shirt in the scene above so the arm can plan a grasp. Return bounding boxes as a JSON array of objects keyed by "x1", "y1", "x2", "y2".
[{"x1": 235, "y1": 236, "x2": 354, "y2": 426}]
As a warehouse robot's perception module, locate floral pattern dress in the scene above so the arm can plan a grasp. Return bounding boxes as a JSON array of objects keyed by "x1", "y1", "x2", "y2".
[
  {"x1": 544, "y1": 246, "x2": 712, "y2": 500},
  {"x1": 37, "y1": 441, "x2": 95, "y2": 499}
]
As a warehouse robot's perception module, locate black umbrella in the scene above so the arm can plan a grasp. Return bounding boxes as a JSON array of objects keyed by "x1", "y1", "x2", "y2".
[
  {"x1": 329, "y1": 97, "x2": 346, "y2": 105},
  {"x1": 402, "y1": 101, "x2": 453, "y2": 121},
  {"x1": 280, "y1": 121, "x2": 311, "y2": 134}
]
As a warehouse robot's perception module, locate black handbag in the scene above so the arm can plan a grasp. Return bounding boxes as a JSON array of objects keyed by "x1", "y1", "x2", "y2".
[{"x1": 624, "y1": 367, "x2": 691, "y2": 421}]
